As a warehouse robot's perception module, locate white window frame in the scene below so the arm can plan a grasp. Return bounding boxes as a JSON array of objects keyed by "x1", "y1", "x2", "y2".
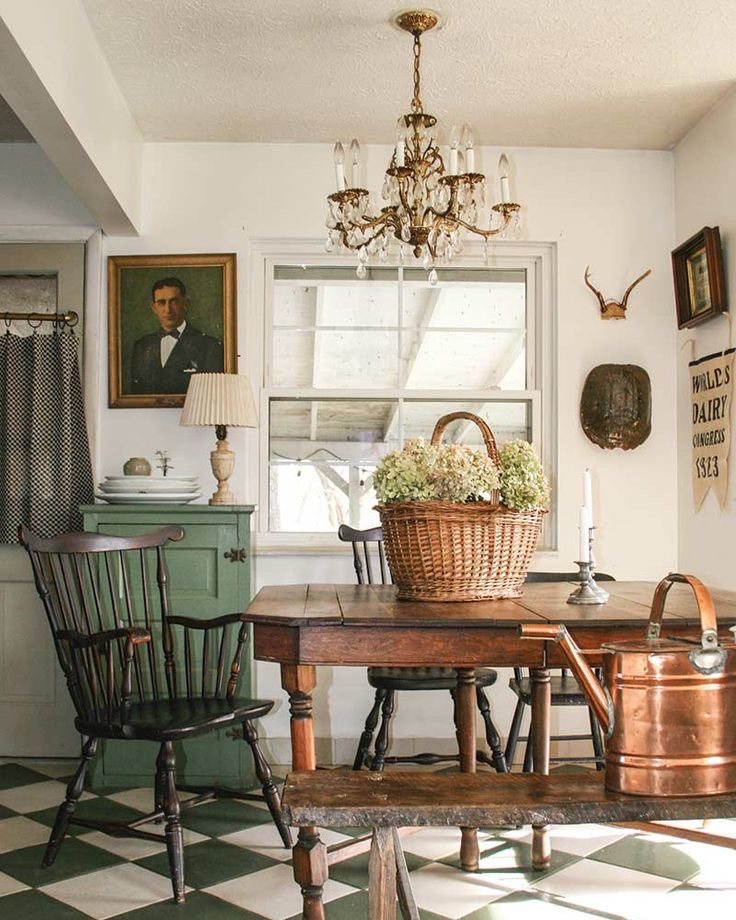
[{"x1": 247, "y1": 238, "x2": 557, "y2": 554}]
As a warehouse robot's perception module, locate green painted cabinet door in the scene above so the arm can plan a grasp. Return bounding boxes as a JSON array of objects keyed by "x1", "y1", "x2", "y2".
[{"x1": 80, "y1": 504, "x2": 255, "y2": 789}]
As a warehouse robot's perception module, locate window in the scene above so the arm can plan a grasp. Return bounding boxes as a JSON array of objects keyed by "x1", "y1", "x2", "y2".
[{"x1": 259, "y1": 244, "x2": 556, "y2": 547}]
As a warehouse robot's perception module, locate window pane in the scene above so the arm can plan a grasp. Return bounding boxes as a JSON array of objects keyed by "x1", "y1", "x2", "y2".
[
  {"x1": 313, "y1": 330, "x2": 399, "y2": 388},
  {"x1": 0, "y1": 274, "x2": 57, "y2": 337},
  {"x1": 269, "y1": 399, "x2": 397, "y2": 532},
  {"x1": 271, "y1": 331, "x2": 315, "y2": 387},
  {"x1": 401, "y1": 268, "x2": 526, "y2": 389},
  {"x1": 273, "y1": 329, "x2": 399, "y2": 388},
  {"x1": 402, "y1": 400, "x2": 532, "y2": 446},
  {"x1": 273, "y1": 278, "x2": 398, "y2": 328},
  {"x1": 272, "y1": 266, "x2": 400, "y2": 388},
  {"x1": 272, "y1": 283, "x2": 315, "y2": 327},
  {"x1": 401, "y1": 331, "x2": 525, "y2": 389},
  {"x1": 319, "y1": 283, "x2": 397, "y2": 327}
]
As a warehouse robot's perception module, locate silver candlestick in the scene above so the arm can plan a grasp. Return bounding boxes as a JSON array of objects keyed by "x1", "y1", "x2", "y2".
[
  {"x1": 567, "y1": 526, "x2": 608, "y2": 605},
  {"x1": 567, "y1": 560, "x2": 605, "y2": 605},
  {"x1": 587, "y1": 526, "x2": 609, "y2": 602}
]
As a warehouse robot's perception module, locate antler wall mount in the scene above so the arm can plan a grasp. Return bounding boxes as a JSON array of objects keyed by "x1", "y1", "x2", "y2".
[{"x1": 584, "y1": 267, "x2": 652, "y2": 320}]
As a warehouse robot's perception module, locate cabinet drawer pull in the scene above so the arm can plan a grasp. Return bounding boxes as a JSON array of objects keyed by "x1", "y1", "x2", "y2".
[{"x1": 224, "y1": 548, "x2": 247, "y2": 563}]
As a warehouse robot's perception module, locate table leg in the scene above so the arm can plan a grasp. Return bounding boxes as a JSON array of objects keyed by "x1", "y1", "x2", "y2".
[
  {"x1": 455, "y1": 667, "x2": 479, "y2": 871},
  {"x1": 368, "y1": 827, "x2": 396, "y2": 920},
  {"x1": 281, "y1": 664, "x2": 328, "y2": 920},
  {"x1": 530, "y1": 666, "x2": 551, "y2": 869}
]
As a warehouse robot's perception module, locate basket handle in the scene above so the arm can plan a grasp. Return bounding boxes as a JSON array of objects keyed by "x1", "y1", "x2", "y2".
[{"x1": 430, "y1": 412, "x2": 500, "y2": 465}]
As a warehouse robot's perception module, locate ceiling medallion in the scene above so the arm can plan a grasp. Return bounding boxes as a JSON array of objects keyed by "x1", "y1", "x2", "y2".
[{"x1": 326, "y1": 9, "x2": 521, "y2": 284}]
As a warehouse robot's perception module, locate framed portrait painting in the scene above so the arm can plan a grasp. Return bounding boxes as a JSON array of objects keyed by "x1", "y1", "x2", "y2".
[
  {"x1": 108, "y1": 253, "x2": 237, "y2": 408},
  {"x1": 672, "y1": 227, "x2": 727, "y2": 330}
]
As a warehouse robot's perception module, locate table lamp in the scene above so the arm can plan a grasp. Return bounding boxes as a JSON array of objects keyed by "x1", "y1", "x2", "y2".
[{"x1": 180, "y1": 373, "x2": 257, "y2": 505}]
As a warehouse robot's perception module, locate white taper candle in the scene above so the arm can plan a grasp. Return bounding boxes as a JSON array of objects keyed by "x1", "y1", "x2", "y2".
[
  {"x1": 578, "y1": 505, "x2": 591, "y2": 562},
  {"x1": 583, "y1": 468, "x2": 593, "y2": 528}
]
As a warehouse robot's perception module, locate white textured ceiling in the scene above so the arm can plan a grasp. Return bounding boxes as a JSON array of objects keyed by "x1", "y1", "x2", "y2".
[
  {"x1": 78, "y1": 0, "x2": 736, "y2": 150},
  {"x1": 3, "y1": 0, "x2": 733, "y2": 150}
]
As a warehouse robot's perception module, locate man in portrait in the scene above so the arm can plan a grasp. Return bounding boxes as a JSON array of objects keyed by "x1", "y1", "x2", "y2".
[{"x1": 131, "y1": 277, "x2": 223, "y2": 394}]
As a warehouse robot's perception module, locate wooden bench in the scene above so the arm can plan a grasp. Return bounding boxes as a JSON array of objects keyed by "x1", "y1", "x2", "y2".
[{"x1": 282, "y1": 770, "x2": 736, "y2": 920}]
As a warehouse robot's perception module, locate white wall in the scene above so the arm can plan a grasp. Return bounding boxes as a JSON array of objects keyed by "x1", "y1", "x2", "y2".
[
  {"x1": 0, "y1": 143, "x2": 96, "y2": 234},
  {"x1": 89, "y1": 141, "x2": 678, "y2": 761},
  {"x1": 674, "y1": 88, "x2": 736, "y2": 587}
]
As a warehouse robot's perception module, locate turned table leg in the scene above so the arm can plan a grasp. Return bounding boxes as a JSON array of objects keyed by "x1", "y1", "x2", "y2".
[
  {"x1": 530, "y1": 666, "x2": 552, "y2": 869},
  {"x1": 455, "y1": 667, "x2": 479, "y2": 871},
  {"x1": 282, "y1": 664, "x2": 328, "y2": 920}
]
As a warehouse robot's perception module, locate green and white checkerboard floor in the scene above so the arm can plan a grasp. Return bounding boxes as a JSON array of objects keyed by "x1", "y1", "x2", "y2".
[{"x1": 1, "y1": 759, "x2": 735, "y2": 919}]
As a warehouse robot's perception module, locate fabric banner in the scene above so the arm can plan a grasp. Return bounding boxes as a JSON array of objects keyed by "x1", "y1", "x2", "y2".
[{"x1": 689, "y1": 347, "x2": 734, "y2": 511}]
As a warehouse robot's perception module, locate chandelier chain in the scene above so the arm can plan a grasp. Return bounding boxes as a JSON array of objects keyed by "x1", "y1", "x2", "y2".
[{"x1": 412, "y1": 32, "x2": 422, "y2": 113}]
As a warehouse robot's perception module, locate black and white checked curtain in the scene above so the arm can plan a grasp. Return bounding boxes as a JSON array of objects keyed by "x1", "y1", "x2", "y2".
[{"x1": 0, "y1": 329, "x2": 94, "y2": 541}]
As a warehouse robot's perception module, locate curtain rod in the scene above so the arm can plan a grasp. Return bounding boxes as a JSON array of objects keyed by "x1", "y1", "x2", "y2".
[{"x1": 1, "y1": 310, "x2": 78, "y2": 326}]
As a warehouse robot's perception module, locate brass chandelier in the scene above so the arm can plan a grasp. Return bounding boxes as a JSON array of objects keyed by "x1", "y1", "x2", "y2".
[{"x1": 326, "y1": 9, "x2": 520, "y2": 284}]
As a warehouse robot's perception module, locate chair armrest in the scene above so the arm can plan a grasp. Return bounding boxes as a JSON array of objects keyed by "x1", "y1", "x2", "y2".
[
  {"x1": 167, "y1": 612, "x2": 246, "y2": 631},
  {"x1": 55, "y1": 627, "x2": 152, "y2": 715},
  {"x1": 56, "y1": 627, "x2": 151, "y2": 649}
]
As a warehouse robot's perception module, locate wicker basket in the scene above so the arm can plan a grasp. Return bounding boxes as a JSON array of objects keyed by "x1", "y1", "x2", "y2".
[{"x1": 377, "y1": 412, "x2": 545, "y2": 601}]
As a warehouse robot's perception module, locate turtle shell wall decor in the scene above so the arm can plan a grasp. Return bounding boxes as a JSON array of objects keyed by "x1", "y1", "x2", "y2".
[{"x1": 580, "y1": 364, "x2": 652, "y2": 450}]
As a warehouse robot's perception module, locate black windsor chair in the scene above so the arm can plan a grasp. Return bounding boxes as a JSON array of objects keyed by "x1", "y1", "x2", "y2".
[
  {"x1": 504, "y1": 571, "x2": 614, "y2": 771},
  {"x1": 338, "y1": 524, "x2": 508, "y2": 773},
  {"x1": 19, "y1": 524, "x2": 291, "y2": 905}
]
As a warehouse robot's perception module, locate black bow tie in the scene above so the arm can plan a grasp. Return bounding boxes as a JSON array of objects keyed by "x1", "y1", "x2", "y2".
[{"x1": 160, "y1": 329, "x2": 180, "y2": 339}]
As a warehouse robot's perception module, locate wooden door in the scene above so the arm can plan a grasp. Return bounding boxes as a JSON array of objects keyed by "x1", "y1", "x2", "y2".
[{"x1": 0, "y1": 242, "x2": 86, "y2": 757}]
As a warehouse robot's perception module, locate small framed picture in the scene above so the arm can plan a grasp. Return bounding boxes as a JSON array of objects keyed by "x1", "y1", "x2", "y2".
[
  {"x1": 108, "y1": 253, "x2": 237, "y2": 408},
  {"x1": 671, "y1": 227, "x2": 727, "y2": 330}
]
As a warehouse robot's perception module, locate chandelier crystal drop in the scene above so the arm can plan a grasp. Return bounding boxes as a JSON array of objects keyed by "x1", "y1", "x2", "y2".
[{"x1": 326, "y1": 9, "x2": 521, "y2": 283}]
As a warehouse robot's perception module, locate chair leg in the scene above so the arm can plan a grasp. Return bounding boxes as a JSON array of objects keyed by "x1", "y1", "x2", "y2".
[
  {"x1": 154, "y1": 758, "x2": 166, "y2": 823},
  {"x1": 371, "y1": 689, "x2": 396, "y2": 772},
  {"x1": 475, "y1": 686, "x2": 508, "y2": 773},
  {"x1": 43, "y1": 735, "x2": 97, "y2": 868},
  {"x1": 158, "y1": 741, "x2": 185, "y2": 904},
  {"x1": 589, "y1": 708, "x2": 606, "y2": 772},
  {"x1": 353, "y1": 687, "x2": 387, "y2": 771},
  {"x1": 522, "y1": 730, "x2": 534, "y2": 773},
  {"x1": 242, "y1": 719, "x2": 292, "y2": 848},
  {"x1": 504, "y1": 700, "x2": 525, "y2": 769}
]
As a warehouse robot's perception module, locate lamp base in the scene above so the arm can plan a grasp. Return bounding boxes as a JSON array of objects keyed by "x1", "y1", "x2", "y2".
[{"x1": 209, "y1": 437, "x2": 236, "y2": 505}]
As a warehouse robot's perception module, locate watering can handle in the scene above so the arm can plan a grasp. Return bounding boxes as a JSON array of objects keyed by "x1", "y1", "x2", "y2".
[{"x1": 648, "y1": 573, "x2": 718, "y2": 643}]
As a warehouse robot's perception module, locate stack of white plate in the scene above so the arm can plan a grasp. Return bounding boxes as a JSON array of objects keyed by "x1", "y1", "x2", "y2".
[{"x1": 95, "y1": 476, "x2": 201, "y2": 504}]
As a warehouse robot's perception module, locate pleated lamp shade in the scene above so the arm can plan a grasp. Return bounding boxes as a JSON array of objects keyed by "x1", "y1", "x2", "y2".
[{"x1": 180, "y1": 373, "x2": 257, "y2": 428}]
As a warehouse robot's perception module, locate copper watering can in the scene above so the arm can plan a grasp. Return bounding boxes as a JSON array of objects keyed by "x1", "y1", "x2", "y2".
[{"x1": 521, "y1": 573, "x2": 736, "y2": 796}]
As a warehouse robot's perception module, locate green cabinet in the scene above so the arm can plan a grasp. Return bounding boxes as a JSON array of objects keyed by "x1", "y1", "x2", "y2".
[{"x1": 81, "y1": 503, "x2": 255, "y2": 789}]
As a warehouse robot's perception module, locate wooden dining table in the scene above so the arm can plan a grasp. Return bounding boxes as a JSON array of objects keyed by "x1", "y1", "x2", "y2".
[{"x1": 243, "y1": 578, "x2": 736, "y2": 920}]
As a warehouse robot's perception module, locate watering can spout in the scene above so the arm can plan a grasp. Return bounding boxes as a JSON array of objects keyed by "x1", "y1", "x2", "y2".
[{"x1": 519, "y1": 624, "x2": 610, "y2": 733}]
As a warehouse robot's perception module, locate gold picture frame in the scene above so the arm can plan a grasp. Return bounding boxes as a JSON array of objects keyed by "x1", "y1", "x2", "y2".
[
  {"x1": 108, "y1": 253, "x2": 237, "y2": 408},
  {"x1": 672, "y1": 227, "x2": 727, "y2": 330}
]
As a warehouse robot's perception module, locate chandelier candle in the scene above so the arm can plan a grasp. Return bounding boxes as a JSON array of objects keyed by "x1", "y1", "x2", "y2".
[
  {"x1": 462, "y1": 125, "x2": 475, "y2": 172},
  {"x1": 498, "y1": 154, "x2": 511, "y2": 204},
  {"x1": 325, "y1": 9, "x2": 521, "y2": 282},
  {"x1": 449, "y1": 125, "x2": 459, "y2": 174},
  {"x1": 333, "y1": 142, "x2": 346, "y2": 191}
]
